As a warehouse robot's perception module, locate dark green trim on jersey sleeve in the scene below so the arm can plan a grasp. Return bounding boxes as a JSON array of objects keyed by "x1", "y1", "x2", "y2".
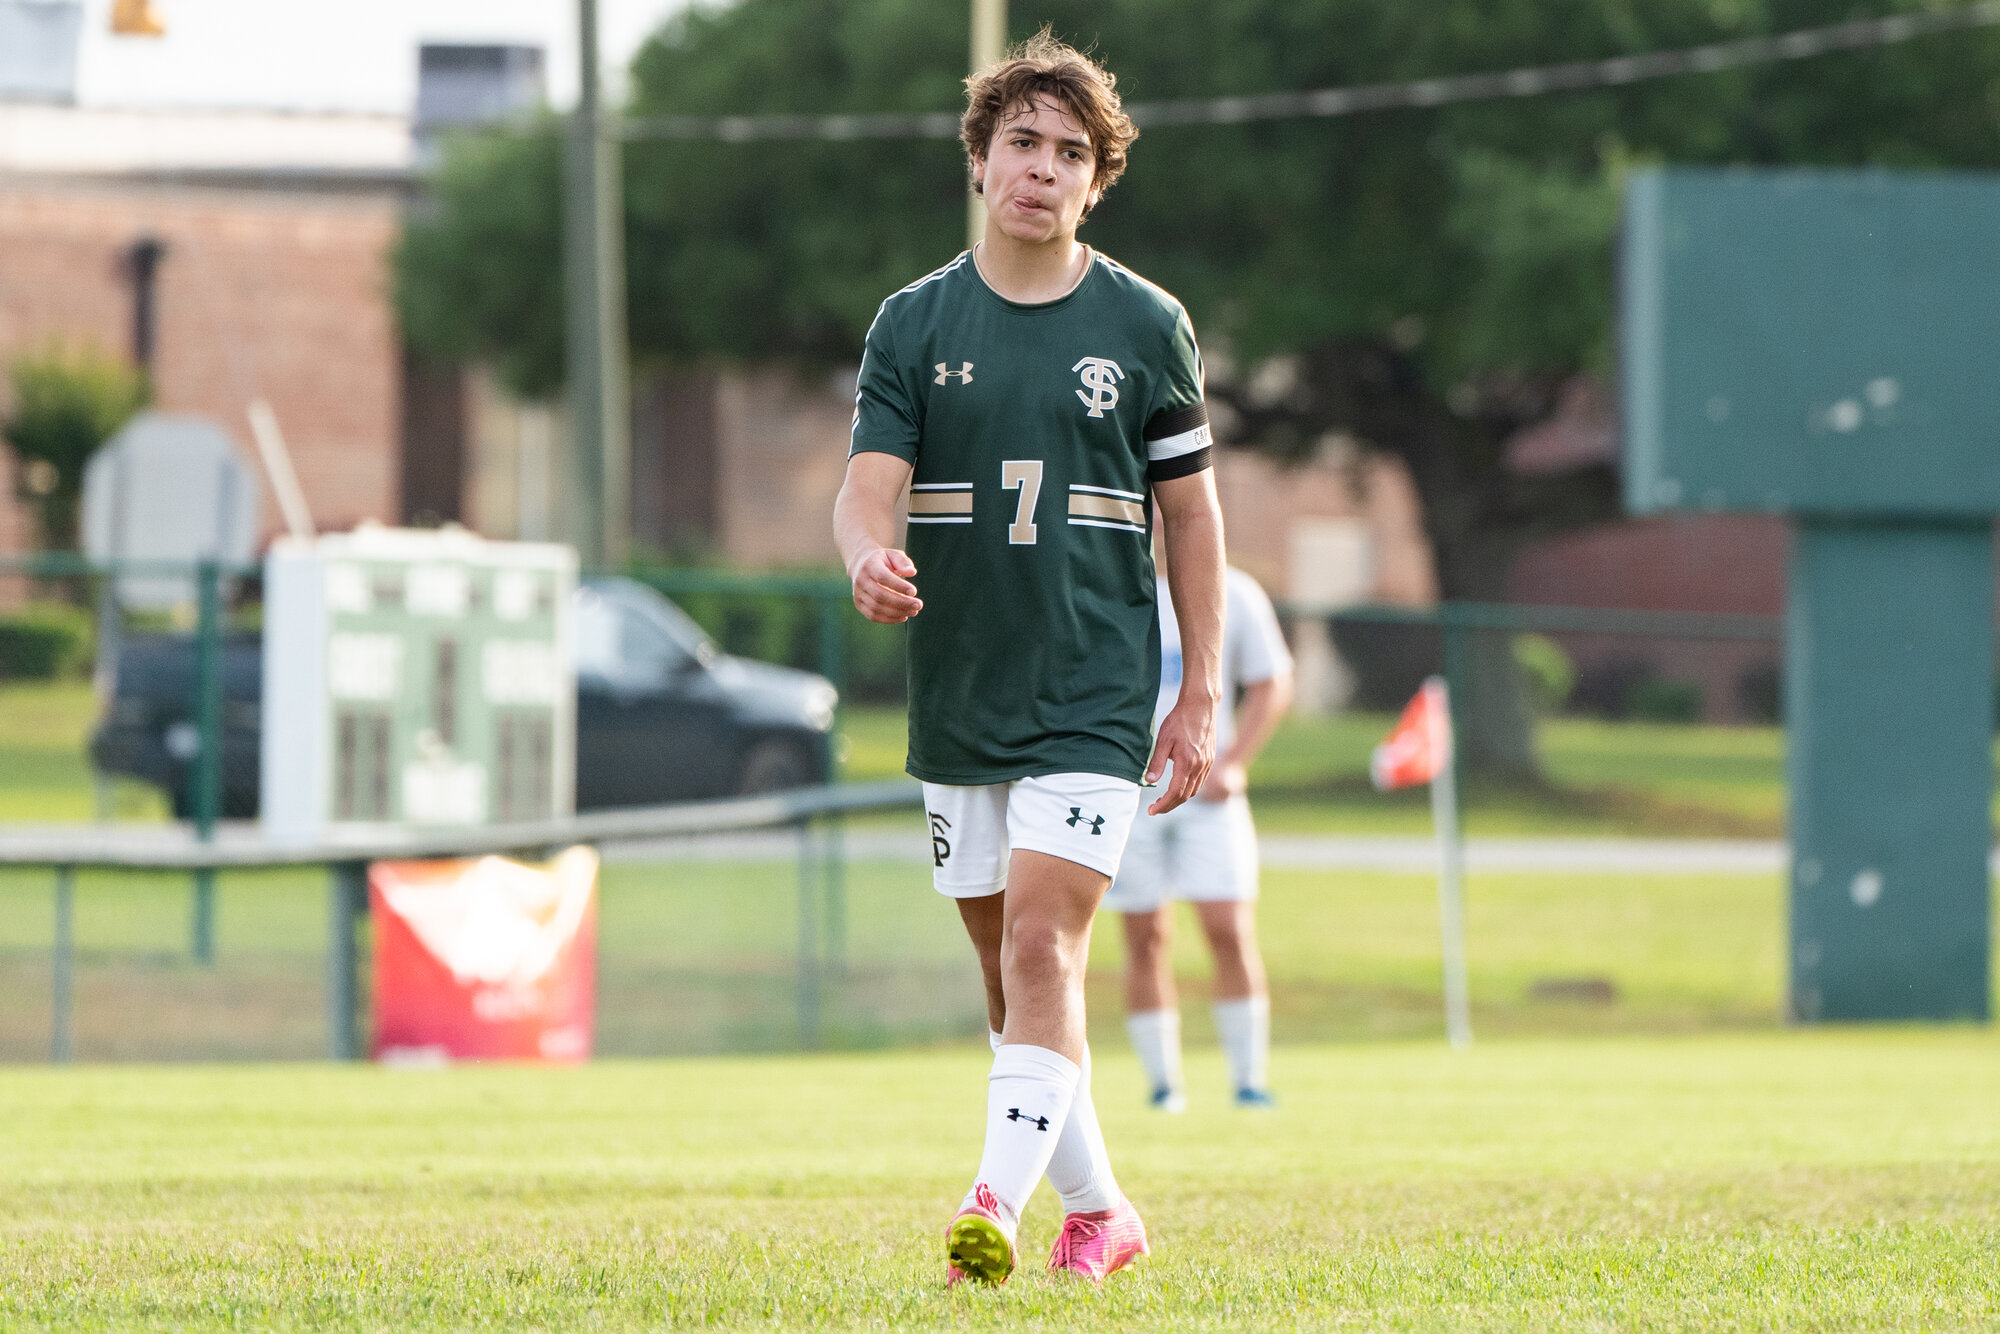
[{"x1": 848, "y1": 309, "x2": 919, "y2": 462}]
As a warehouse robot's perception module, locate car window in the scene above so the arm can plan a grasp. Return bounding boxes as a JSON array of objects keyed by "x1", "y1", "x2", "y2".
[
  {"x1": 574, "y1": 582, "x2": 718, "y2": 680},
  {"x1": 572, "y1": 590, "x2": 621, "y2": 677},
  {"x1": 619, "y1": 610, "x2": 694, "y2": 676}
]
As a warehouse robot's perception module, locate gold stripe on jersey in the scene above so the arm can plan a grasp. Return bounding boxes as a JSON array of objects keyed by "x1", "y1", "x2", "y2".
[
  {"x1": 908, "y1": 484, "x2": 974, "y2": 523},
  {"x1": 1068, "y1": 491, "x2": 1146, "y2": 530}
]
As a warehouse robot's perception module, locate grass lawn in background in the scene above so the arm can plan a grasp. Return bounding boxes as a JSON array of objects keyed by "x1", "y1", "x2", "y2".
[
  {"x1": 842, "y1": 703, "x2": 1793, "y2": 836},
  {"x1": 0, "y1": 855, "x2": 1795, "y2": 1059},
  {"x1": 0, "y1": 681, "x2": 166, "y2": 822},
  {"x1": 2, "y1": 1031, "x2": 1997, "y2": 1330}
]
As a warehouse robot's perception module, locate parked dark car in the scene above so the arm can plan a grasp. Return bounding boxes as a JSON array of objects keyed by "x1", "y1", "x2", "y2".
[{"x1": 89, "y1": 576, "x2": 838, "y2": 818}]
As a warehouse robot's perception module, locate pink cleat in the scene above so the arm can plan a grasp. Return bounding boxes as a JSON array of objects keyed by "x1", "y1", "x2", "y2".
[
  {"x1": 1046, "y1": 1196, "x2": 1149, "y2": 1282},
  {"x1": 945, "y1": 1183, "x2": 1017, "y2": 1286}
]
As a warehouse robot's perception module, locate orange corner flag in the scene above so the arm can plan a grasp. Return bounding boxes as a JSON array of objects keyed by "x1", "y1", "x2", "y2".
[{"x1": 1370, "y1": 676, "x2": 1453, "y2": 791}]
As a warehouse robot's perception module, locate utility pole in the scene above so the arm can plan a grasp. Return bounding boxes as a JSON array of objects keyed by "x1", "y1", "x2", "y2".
[
  {"x1": 563, "y1": 0, "x2": 631, "y2": 568},
  {"x1": 967, "y1": 0, "x2": 1006, "y2": 249}
]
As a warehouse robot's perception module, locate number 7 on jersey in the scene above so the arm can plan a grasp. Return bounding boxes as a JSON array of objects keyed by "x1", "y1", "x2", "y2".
[{"x1": 1002, "y1": 460, "x2": 1042, "y2": 545}]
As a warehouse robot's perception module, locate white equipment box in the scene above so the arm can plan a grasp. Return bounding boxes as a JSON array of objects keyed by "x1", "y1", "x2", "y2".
[{"x1": 261, "y1": 525, "x2": 576, "y2": 846}]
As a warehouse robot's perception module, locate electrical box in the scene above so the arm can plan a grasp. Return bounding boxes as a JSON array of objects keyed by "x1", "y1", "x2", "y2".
[
  {"x1": 1623, "y1": 166, "x2": 2000, "y2": 519},
  {"x1": 261, "y1": 525, "x2": 576, "y2": 846},
  {"x1": 1621, "y1": 166, "x2": 1996, "y2": 1022}
]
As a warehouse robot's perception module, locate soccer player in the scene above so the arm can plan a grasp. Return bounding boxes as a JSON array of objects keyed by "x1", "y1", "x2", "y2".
[
  {"x1": 833, "y1": 33, "x2": 1226, "y2": 1287},
  {"x1": 1105, "y1": 564, "x2": 1294, "y2": 1110}
]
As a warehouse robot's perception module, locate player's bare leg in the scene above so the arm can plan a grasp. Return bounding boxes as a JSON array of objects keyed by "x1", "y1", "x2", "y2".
[
  {"x1": 1196, "y1": 899, "x2": 1273, "y2": 1105},
  {"x1": 1121, "y1": 906, "x2": 1186, "y2": 1110}
]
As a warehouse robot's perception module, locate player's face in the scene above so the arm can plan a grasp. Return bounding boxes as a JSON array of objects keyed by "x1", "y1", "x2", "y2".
[{"x1": 973, "y1": 94, "x2": 1102, "y2": 246}]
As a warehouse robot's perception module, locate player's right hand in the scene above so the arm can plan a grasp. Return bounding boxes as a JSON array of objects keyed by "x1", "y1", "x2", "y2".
[{"x1": 850, "y1": 546, "x2": 923, "y2": 623}]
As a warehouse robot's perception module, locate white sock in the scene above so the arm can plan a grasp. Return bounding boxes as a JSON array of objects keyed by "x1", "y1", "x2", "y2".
[
  {"x1": 1040, "y1": 1043, "x2": 1123, "y2": 1215},
  {"x1": 1213, "y1": 995, "x2": 1270, "y2": 1093},
  {"x1": 1126, "y1": 1008, "x2": 1183, "y2": 1095},
  {"x1": 962, "y1": 1044, "x2": 1078, "y2": 1228},
  {"x1": 987, "y1": 1032, "x2": 1122, "y2": 1215}
]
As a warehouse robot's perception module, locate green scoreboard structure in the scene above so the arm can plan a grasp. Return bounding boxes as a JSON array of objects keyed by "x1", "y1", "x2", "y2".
[
  {"x1": 261, "y1": 525, "x2": 577, "y2": 847},
  {"x1": 1623, "y1": 167, "x2": 1997, "y2": 1021}
]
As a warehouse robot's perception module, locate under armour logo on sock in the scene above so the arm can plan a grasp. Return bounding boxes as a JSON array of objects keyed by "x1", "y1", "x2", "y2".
[
  {"x1": 1006, "y1": 1107, "x2": 1051, "y2": 1131},
  {"x1": 1065, "y1": 807, "x2": 1105, "y2": 835}
]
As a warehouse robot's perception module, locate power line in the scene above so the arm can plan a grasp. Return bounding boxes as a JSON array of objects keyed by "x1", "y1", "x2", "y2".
[{"x1": 614, "y1": 2, "x2": 2000, "y2": 142}]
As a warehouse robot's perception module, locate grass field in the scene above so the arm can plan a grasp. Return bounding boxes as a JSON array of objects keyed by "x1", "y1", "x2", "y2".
[
  {"x1": 3, "y1": 1031, "x2": 1998, "y2": 1329},
  {"x1": 839, "y1": 704, "x2": 1796, "y2": 836},
  {"x1": 0, "y1": 855, "x2": 1791, "y2": 1062}
]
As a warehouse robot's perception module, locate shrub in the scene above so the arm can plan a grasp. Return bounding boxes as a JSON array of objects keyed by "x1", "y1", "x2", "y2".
[
  {"x1": 3, "y1": 341, "x2": 148, "y2": 551},
  {"x1": 1625, "y1": 676, "x2": 1703, "y2": 723},
  {"x1": 1513, "y1": 634, "x2": 1576, "y2": 714},
  {"x1": 0, "y1": 602, "x2": 94, "y2": 680}
]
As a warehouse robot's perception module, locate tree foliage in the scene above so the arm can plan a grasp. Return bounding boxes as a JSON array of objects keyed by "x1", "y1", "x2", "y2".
[
  {"x1": 2, "y1": 341, "x2": 149, "y2": 551},
  {"x1": 394, "y1": 0, "x2": 2000, "y2": 772}
]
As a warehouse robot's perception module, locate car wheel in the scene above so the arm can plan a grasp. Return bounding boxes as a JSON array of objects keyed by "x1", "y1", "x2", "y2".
[{"x1": 737, "y1": 738, "x2": 816, "y2": 794}]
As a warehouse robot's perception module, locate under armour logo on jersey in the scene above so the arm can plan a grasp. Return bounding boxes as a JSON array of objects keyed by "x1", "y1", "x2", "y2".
[
  {"x1": 1066, "y1": 807, "x2": 1106, "y2": 835},
  {"x1": 1006, "y1": 1108, "x2": 1052, "y2": 1131},
  {"x1": 1072, "y1": 357, "x2": 1124, "y2": 417},
  {"x1": 934, "y1": 361, "x2": 974, "y2": 385},
  {"x1": 928, "y1": 811, "x2": 953, "y2": 867}
]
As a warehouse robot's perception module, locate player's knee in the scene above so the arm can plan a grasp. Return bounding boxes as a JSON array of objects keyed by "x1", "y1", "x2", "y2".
[
  {"x1": 1006, "y1": 915, "x2": 1080, "y2": 979},
  {"x1": 1124, "y1": 917, "x2": 1165, "y2": 958}
]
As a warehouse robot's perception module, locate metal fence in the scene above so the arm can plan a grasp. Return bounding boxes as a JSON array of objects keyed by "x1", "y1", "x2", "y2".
[{"x1": 0, "y1": 550, "x2": 1819, "y2": 1063}]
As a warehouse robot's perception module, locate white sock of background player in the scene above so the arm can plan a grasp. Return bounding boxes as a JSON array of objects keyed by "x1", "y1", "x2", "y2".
[
  {"x1": 1212, "y1": 995, "x2": 1270, "y2": 1093},
  {"x1": 1125, "y1": 1008, "x2": 1183, "y2": 1096}
]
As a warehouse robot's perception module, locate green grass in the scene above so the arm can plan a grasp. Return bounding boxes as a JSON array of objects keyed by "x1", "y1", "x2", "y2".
[
  {"x1": 2, "y1": 1032, "x2": 1998, "y2": 1329},
  {"x1": 0, "y1": 855, "x2": 1797, "y2": 1062},
  {"x1": 0, "y1": 681, "x2": 166, "y2": 822},
  {"x1": 841, "y1": 703, "x2": 1793, "y2": 836}
]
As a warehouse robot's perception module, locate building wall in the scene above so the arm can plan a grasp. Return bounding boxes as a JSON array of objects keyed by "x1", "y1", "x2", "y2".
[{"x1": 0, "y1": 174, "x2": 404, "y2": 558}]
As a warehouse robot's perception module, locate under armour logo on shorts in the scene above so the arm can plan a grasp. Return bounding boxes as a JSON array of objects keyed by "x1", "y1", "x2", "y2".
[{"x1": 1066, "y1": 807, "x2": 1105, "y2": 835}]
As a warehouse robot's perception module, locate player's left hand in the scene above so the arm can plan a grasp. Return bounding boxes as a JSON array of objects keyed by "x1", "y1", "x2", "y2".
[
  {"x1": 1198, "y1": 759, "x2": 1246, "y2": 804},
  {"x1": 1145, "y1": 696, "x2": 1216, "y2": 815}
]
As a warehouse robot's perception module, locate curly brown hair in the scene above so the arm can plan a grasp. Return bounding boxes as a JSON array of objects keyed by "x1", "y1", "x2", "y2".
[{"x1": 961, "y1": 30, "x2": 1138, "y2": 206}]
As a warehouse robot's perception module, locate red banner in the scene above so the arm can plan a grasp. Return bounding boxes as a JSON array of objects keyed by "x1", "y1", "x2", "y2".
[{"x1": 370, "y1": 846, "x2": 597, "y2": 1063}]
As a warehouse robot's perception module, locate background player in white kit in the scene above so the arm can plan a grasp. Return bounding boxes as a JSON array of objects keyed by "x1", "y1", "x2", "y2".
[{"x1": 1108, "y1": 565, "x2": 1293, "y2": 1109}]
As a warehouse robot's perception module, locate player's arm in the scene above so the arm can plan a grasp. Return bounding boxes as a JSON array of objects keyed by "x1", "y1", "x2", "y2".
[
  {"x1": 1204, "y1": 670, "x2": 1293, "y2": 802},
  {"x1": 1146, "y1": 469, "x2": 1225, "y2": 814},
  {"x1": 835, "y1": 451, "x2": 922, "y2": 624}
]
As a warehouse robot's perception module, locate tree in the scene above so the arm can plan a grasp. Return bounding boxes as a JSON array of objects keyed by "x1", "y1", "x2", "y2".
[
  {"x1": 395, "y1": 0, "x2": 2000, "y2": 776},
  {"x1": 3, "y1": 341, "x2": 149, "y2": 551}
]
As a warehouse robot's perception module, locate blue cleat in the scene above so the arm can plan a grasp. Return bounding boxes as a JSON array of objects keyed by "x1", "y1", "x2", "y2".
[
  {"x1": 1148, "y1": 1086, "x2": 1187, "y2": 1114},
  {"x1": 1234, "y1": 1087, "x2": 1278, "y2": 1109}
]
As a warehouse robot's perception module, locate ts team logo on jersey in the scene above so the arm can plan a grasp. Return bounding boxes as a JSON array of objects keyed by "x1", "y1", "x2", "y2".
[
  {"x1": 1072, "y1": 357, "x2": 1124, "y2": 417},
  {"x1": 934, "y1": 361, "x2": 974, "y2": 385}
]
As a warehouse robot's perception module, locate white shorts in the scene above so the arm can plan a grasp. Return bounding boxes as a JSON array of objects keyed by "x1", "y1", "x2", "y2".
[
  {"x1": 921, "y1": 773, "x2": 1143, "y2": 898},
  {"x1": 1101, "y1": 793, "x2": 1260, "y2": 913}
]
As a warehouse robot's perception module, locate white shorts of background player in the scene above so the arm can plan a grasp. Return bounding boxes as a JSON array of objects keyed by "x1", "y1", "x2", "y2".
[
  {"x1": 922, "y1": 773, "x2": 1143, "y2": 897},
  {"x1": 1101, "y1": 794, "x2": 1259, "y2": 912}
]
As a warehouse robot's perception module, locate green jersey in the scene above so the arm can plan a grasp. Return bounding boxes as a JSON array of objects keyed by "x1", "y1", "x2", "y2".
[{"x1": 849, "y1": 249, "x2": 1213, "y2": 785}]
